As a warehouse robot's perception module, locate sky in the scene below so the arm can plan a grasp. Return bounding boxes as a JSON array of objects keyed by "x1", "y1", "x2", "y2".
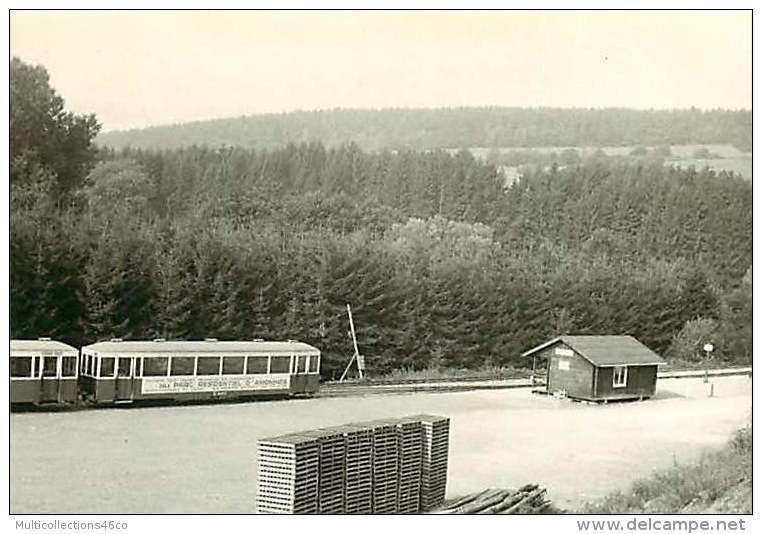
[{"x1": 9, "y1": 10, "x2": 752, "y2": 132}]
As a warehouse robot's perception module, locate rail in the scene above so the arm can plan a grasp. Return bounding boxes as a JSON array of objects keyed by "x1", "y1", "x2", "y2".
[{"x1": 318, "y1": 367, "x2": 751, "y2": 398}]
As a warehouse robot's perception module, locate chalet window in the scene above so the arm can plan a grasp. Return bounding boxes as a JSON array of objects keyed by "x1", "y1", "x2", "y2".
[
  {"x1": 557, "y1": 359, "x2": 570, "y2": 371},
  {"x1": 612, "y1": 366, "x2": 628, "y2": 388}
]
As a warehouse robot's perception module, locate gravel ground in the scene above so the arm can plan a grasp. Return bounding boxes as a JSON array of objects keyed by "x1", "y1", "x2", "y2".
[{"x1": 10, "y1": 375, "x2": 751, "y2": 513}]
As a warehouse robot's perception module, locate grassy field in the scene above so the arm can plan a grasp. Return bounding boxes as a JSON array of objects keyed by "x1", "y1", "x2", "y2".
[
  {"x1": 583, "y1": 426, "x2": 751, "y2": 514},
  {"x1": 10, "y1": 375, "x2": 750, "y2": 513},
  {"x1": 463, "y1": 144, "x2": 751, "y2": 180},
  {"x1": 466, "y1": 144, "x2": 748, "y2": 159}
]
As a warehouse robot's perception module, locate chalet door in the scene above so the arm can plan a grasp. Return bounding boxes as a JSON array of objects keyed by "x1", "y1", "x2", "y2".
[{"x1": 115, "y1": 357, "x2": 135, "y2": 401}]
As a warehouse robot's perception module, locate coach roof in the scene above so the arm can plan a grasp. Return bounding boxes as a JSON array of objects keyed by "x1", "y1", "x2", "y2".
[
  {"x1": 11, "y1": 339, "x2": 79, "y2": 354},
  {"x1": 82, "y1": 339, "x2": 320, "y2": 355}
]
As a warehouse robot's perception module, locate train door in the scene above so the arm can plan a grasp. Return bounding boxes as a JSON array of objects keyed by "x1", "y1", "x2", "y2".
[
  {"x1": 39, "y1": 353, "x2": 61, "y2": 403},
  {"x1": 115, "y1": 357, "x2": 136, "y2": 401},
  {"x1": 292, "y1": 354, "x2": 309, "y2": 392}
]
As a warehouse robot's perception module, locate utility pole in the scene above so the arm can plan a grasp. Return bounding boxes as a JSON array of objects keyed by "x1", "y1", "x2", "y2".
[{"x1": 339, "y1": 304, "x2": 365, "y2": 381}]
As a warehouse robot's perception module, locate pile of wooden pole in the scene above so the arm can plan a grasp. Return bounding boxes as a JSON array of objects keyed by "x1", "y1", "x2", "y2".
[{"x1": 428, "y1": 484, "x2": 554, "y2": 514}]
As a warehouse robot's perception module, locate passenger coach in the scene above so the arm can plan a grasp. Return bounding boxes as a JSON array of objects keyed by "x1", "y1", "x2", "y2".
[
  {"x1": 79, "y1": 338, "x2": 321, "y2": 404},
  {"x1": 11, "y1": 338, "x2": 79, "y2": 405}
]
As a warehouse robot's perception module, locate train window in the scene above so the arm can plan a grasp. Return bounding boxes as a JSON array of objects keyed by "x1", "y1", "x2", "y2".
[
  {"x1": 117, "y1": 358, "x2": 132, "y2": 377},
  {"x1": 134, "y1": 358, "x2": 142, "y2": 377},
  {"x1": 100, "y1": 357, "x2": 115, "y2": 377},
  {"x1": 270, "y1": 356, "x2": 291, "y2": 374},
  {"x1": 43, "y1": 356, "x2": 58, "y2": 377},
  {"x1": 89, "y1": 355, "x2": 96, "y2": 376},
  {"x1": 61, "y1": 356, "x2": 77, "y2": 377},
  {"x1": 143, "y1": 357, "x2": 169, "y2": 377},
  {"x1": 197, "y1": 357, "x2": 221, "y2": 376},
  {"x1": 308, "y1": 356, "x2": 319, "y2": 373},
  {"x1": 297, "y1": 355, "x2": 308, "y2": 374},
  {"x1": 170, "y1": 357, "x2": 195, "y2": 376},
  {"x1": 246, "y1": 356, "x2": 268, "y2": 374},
  {"x1": 222, "y1": 356, "x2": 245, "y2": 375},
  {"x1": 11, "y1": 357, "x2": 32, "y2": 378},
  {"x1": 33, "y1": 356, "x2": 40, "y2": 377}
]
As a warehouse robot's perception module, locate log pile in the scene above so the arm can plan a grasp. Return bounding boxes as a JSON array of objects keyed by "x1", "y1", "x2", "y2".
[{"x1": 429, "y1": 484, "x2": 555, "y2": 514}]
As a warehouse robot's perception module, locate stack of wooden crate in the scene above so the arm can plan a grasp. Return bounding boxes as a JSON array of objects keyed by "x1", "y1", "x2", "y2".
[
  {"x1": 255, "y1": 414, "x2": 450, "y2": 514},
  {"x1": 419, "y1": 414, "x2": 451, "y2": 511},
  {"x1": 395, "y1": 417, "x2": 424, "y2": 514},
  {"x1": 369, "y1": 419, "x2": 401, "y2": 514},
  {"x1": 338, "y1": 423, "x2": 374, "y2": 514},
  {"x1": 256, "y1": 432, "x2": 320, "y2": 514},
  {"x1": 301, "y1": 428, "x2": 347, "y2": 514}
]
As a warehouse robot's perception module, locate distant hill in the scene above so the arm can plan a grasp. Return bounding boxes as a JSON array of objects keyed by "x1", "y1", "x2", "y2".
[{"x1": 97, "y1": 107, "x2": 752, "y2": 152}]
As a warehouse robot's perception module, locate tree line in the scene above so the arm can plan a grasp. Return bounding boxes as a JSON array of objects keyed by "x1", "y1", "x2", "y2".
[
  {"x1": 97, "y1": 106, "x2": 752, "y2": 153},
  {"x1": 10, "y1": 58, "x2": 752, "y2": 378}
]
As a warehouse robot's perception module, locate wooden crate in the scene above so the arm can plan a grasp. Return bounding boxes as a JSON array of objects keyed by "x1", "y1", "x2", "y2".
[
  {"x1": 334, "y1": 423, "x2": 373, "y2": 514},
  {"x1": 301, "y1": 428, "x2": 347, "y2": 514},
  {"x1": 368, "y1": 420, "x2": 400, "y2": 514},
  {"x1": 395, "y1": 417, "x2": 424, "y2": 513},
  {"x1": 256, "y1": 433, "x2": 319, "y2": 514},
  {"x1": 417, "y1": 415, "x2": 450, "y2": 511}
]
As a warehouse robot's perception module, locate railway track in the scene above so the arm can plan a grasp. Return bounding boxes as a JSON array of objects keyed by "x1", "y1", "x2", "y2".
[{"x1": 319, "y1": 367, "x2": 752, "y2": 398}]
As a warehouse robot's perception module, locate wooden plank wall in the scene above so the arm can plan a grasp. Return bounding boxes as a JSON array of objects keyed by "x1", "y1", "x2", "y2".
[
  {"x1": 544, "y1": 342, "x2": 594, "y2": 399},
  {"x1": 596, "y1": 365, "x2": 657, "y2": 400}
]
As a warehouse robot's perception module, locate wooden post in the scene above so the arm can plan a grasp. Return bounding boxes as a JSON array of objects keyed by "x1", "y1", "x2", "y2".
[
  {"x1": 339, "y1": 304, "x2": 364, "y2": 381},
  {"x1": 347, "y1": 304, "x2": 363, "y2": 379},
  {"x1": 530, "y1": 356, "x2": 536, "y2": 385}
]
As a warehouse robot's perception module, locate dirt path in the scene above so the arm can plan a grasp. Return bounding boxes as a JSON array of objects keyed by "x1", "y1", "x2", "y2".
[{"x1": 10, "y1": 375, "x2": 750, "y2": 513}]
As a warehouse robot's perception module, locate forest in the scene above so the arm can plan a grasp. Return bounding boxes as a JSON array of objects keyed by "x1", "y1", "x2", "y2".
[
  {"x1": 97, "y1": 106, "x2": 753, "y2": 153},
  {"x1": 10, "y1": 58, "x2": 753, "y2": 378}
]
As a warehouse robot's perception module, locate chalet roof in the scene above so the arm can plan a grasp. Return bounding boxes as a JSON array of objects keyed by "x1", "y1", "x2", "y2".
[
  {"x1": 521, "y1": 335, "x2": 666, "y2": 367},
  {"x1": 11, "y1": 339, "x2": 78, "y2": 354},
  {"x1": 82, "y1": 340, "x2": 320, "y2": 355}
]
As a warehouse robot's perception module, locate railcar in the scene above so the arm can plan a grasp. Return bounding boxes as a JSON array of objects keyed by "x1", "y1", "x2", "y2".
[
  {"x1": 79, "y1": 338, "x2": 321, "y2": 404},
  {"x1": 11, "y1": 338, "x2": 80, "y2": 405}
]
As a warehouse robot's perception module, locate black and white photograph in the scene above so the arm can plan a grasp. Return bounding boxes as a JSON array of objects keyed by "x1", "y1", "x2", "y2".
[{"x1": 5, "y1": 6, "x2": 754, "y2": 527}]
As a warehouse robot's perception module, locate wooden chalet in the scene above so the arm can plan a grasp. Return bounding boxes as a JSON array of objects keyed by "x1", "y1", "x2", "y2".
[{"x1": 523, "y1": 335, "x2": 667, "y2": 402}]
